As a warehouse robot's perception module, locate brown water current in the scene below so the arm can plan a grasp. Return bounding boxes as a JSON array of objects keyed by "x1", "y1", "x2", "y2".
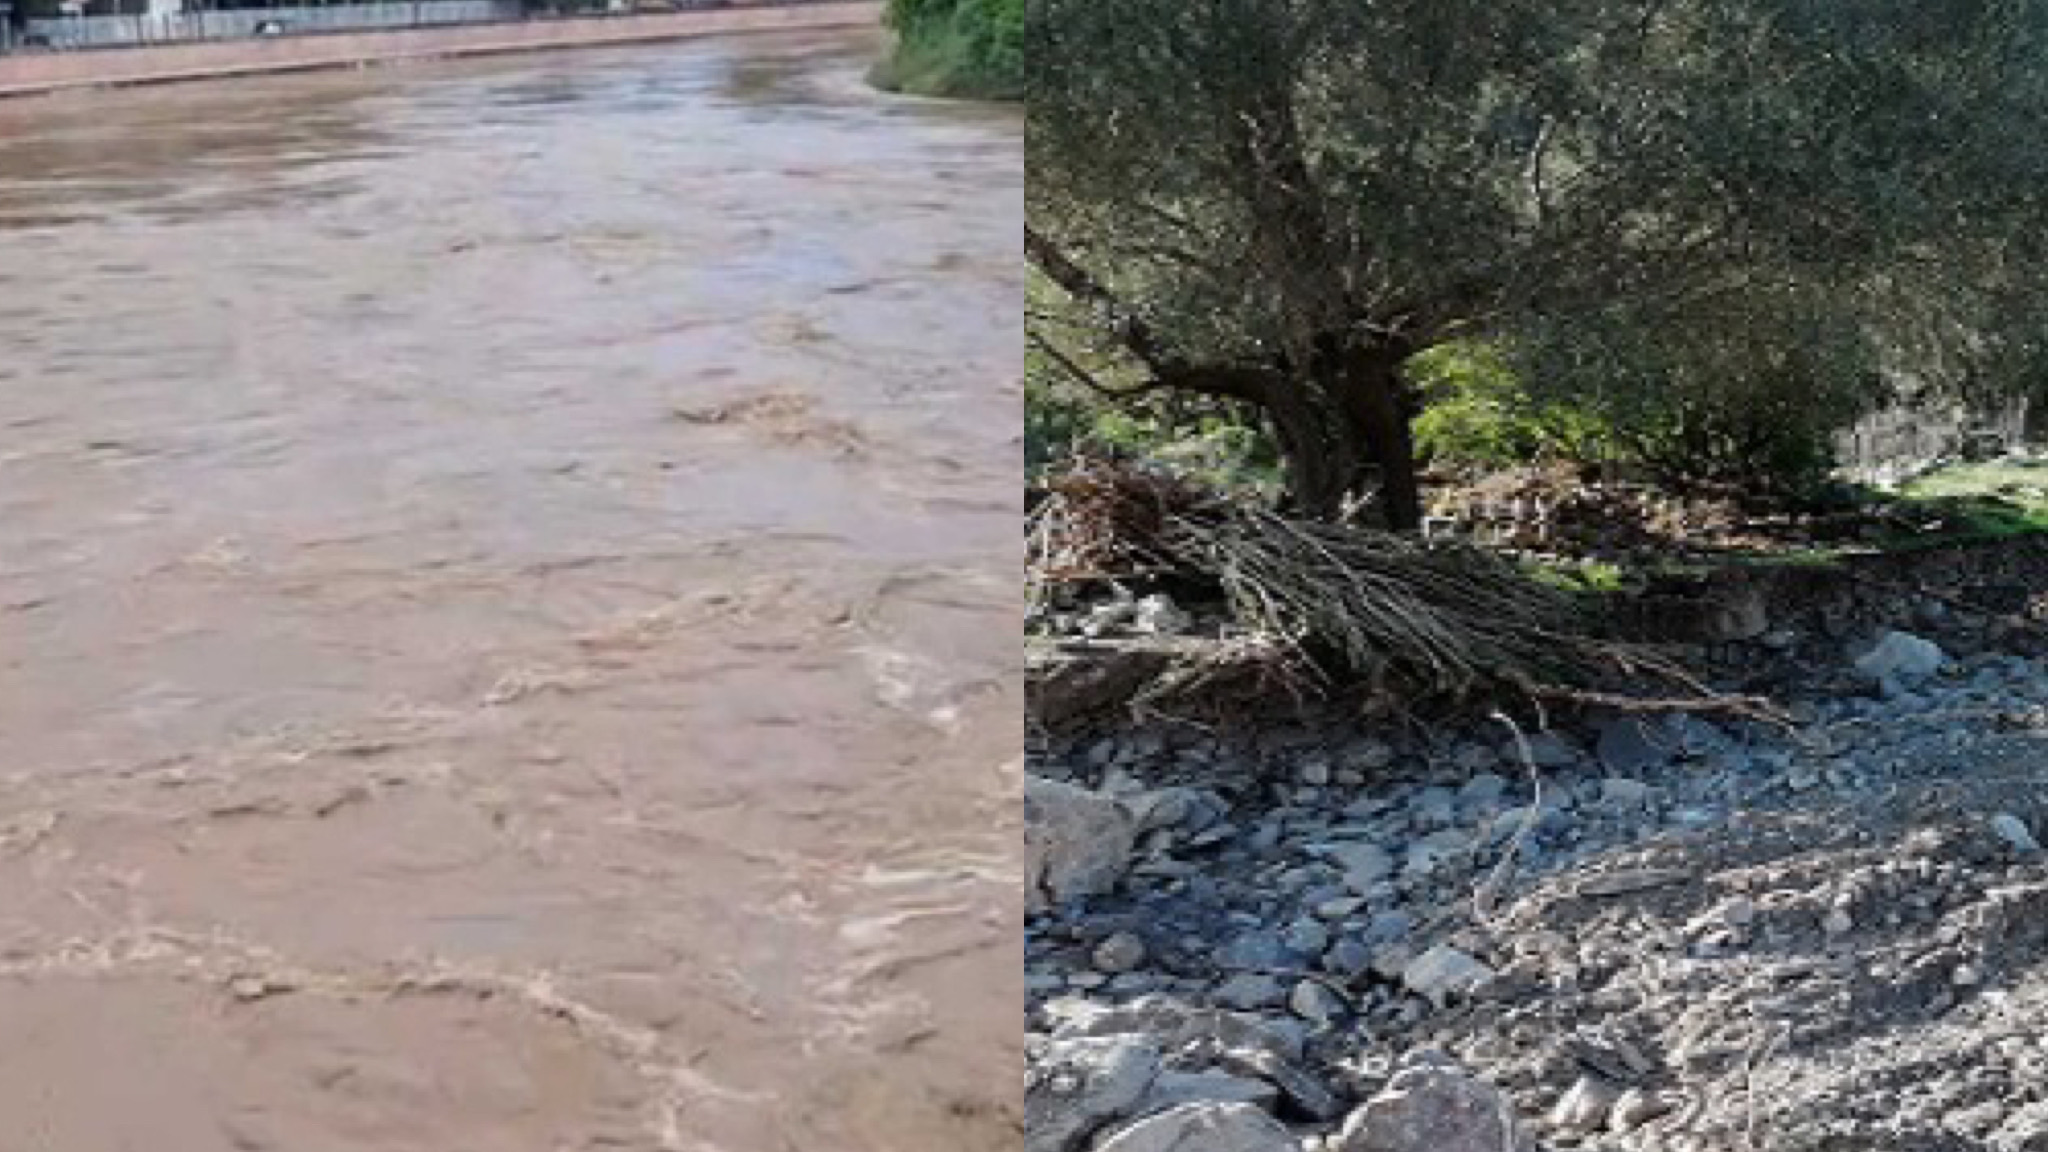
[{"x1": 0, "y1": 30, "x2": 1021, "y2": 1151}]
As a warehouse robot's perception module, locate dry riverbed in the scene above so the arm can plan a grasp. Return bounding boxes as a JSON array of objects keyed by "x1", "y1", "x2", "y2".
[{"x1": 1029, "y1": 585, "x2": 2048, "y2": 1152}]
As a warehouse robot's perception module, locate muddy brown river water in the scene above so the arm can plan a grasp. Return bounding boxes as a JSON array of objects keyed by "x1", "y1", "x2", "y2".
[{"x1": 0, "y1": 30, "x2": 1020, "y2": 1152}]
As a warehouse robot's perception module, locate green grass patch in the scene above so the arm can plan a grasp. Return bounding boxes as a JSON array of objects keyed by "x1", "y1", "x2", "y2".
[
  {"x1": 1876, "y1": 458, "x2": 2048, "y2": 548},
  {"x1": 1527, "y1": 558, "x2": 1632, "y2": 595},
  {"x1": 1894, "y1": 458, "x2": 2048, "y2": 503}
]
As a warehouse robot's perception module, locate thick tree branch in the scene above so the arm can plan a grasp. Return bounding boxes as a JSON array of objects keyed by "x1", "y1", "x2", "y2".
[
  {"x1": 1025, "y1": 225, "x2": 1177, "y2": 371},
  {"x1": 1026, "y1": 224, "x2": 1286, "y2": 405},
  {"x1": 1028, "y1": 330, "x2": 1163, "y2": 401}
]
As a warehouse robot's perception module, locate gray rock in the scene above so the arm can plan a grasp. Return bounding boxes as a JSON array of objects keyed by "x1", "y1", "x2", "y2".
[
  {"x1": 1109, "y1": 972, "x2": 1161, "y2": 995},
  {"x1": 1669, "y1": 715, "x2": 1735, "y2": 759},
  {"x1": 1370, "y1": 941, "x2": 1418, "y2": 983},
  {"x1": 1401, "y1": 945, "x2": 1496, "y2": 1009},
  {"x1": 1853, "y1": 629, "x2": 1947, "y2": 685},
  {"x1": 1094, "y1": 932, "x2": 1148, "y2": 974},
  {"x1": 1215, "y1": 932, "x2": 1289, "y2": 971},
  {"x1": 1028, "y1": 776, "x2": 1137, "y2": 912},
  {"x1": 1335, "y1": 1053, "x2": 1525, "y2": 1152},
  {"x1": 1046, "y1": 996, "x2": 1304, "y2": 1062},
  {"x1": 1450, "y1": 743, "x2": 1498, "y2": 774},
  {"x1": 1139, "y1": 1070, "x2": 1279, "y2": 1114},
  {"x1": 1599, "y1": 777, "x2": 1656, "y2": 809},
  {"x1": 1549, "y1": 1074, "x2": 1621, "y2": 1134},
  {"x1": 1946, "y1": 1102, "x2": 2007, "y2": 1138},
  {"x1": 1326, "y1": 841, "x2": 1395, "y2": 892},
  {"x1": 1125, "y1": 786, "x2": 1229, "y2": 837},
  {"x1": 1316, "y1": 896, "x2": 1368, "y2": 920},
  {"x1": 1284, "y1": 919, "x2": 1332, "y2": 956},
  {"x1": 1342, "y1": 795, "x2": 1396, "y2": 821},
  {"x1": 1248, "y1": 822, "x2": 1285, "y2": 854},
  {"x1": 1276, "y1": 866, "x2": 1321, "y2": 892},
  {"x1": 1101, "y1": 767, "x2": 1149, "y2": 796},
  {"x1": 1094, "y1": 1102, "x2": 1298, "y2": 1152},
  {"x1": 1457, "y1": 773, "x2": 1510, "y2": 811},
  {"x1": 1519, "y1": 732, "x2": 1582, "y2": 769},
  {"x1": 1708, "y1": 748, "x2": 1755, "y2": 777},
  {"x1": 1486, "y1": 804, "x2": 1561, "y2": 845},
  {"x1": 1991, "y1": 812, "x2": 2041, "y2": 854},
  {"x1": 1133, "y1": 593, "x2": 1192, "y2": 636},
  {"x1": 1362, "y1": 909, "x2": 1415, "y2": 944},
  {"x1": 1610, "y1": 1088, "x2": 1676, "y2": 1133},
  {"x1": 1214, "y1": 1044, "x2": 1343, "y2": 1121},
  {"x1": 1290, "y1": 978, "x2": 1347, "y2": 1026},
  {"x1": 1027, "y1": 1035, "x2": 1161, "y2": 1152},
  {"x1": 1213, "y1": 973, "x2": 1288, "y2": 1011},
  {"x1": 1325, "y1": 939, "x2": 1373, "y2": 979},
  {"x1": 1701, "y1": 896, "x2": 1758, "y2": 931},
  {"x1": 1402, "y1": 829, "x2": 1471, "y2": 880},
  {"x1": 1348, "y1": 740, "x2": 1398, "y2": 772},
  {"x1": 1029, "y1": 970, "x2": 1068, "y2": 997},
  {"x1": 1409, "y1": 787, "x2": 1459, "y2": 829},
  {"x1": 1596, "y1": 717, "x2": 1670, "y2": 775},
  {"x1": 1990, "y1": 1102, "x2": 2048, "y2": 1152}
]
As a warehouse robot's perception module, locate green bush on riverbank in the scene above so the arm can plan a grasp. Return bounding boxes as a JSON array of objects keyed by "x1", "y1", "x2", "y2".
[{"x1": 874, "y1": 0, "x2": 1022, "y2": 99}]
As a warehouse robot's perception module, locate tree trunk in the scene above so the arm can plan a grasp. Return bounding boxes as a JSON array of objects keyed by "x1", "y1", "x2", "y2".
[
  {"x1": 1341, "y1": 343, "x2": 1424, "y2": 532},
  {"x1": 1263, "y1": 380, "x2": 1346, "y2": 520},
  {"x1": 1238, "y1": 341, "x2": 1423, "y2": 529}
]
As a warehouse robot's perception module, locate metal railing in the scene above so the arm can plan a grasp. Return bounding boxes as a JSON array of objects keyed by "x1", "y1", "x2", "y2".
[
  {"x1": 21, "y1": 2, "x2": 518, "y2": 48},
  {"x1": 1, "y1": 0, "x2": 752, "y2": 52}
]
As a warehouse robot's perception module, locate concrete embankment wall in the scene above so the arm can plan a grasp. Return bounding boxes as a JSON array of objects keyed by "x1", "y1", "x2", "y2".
[{"x1": 0, "y1": 0, "x2": 881, "y2": 97}]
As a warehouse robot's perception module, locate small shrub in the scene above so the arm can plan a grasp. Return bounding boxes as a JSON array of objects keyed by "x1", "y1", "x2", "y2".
[
  {"x1": 1025, "y1": 376, "x2": 1281, "y2": 491},
  {"x1": 1534, "y1": 290, "x2": 1890, "y2": 500},
  {"x1": 1614, "y1": 390, "x2": 1844, "y2": 499},
  {"x1": 876, "y1": 0, "x2": 1023, "y2": 100},
  {"x1": 1411, "y1": 342, "x2": 1611, "y2": 468}
]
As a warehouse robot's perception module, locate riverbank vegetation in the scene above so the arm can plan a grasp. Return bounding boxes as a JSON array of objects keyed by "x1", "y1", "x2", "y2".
[
  {"x1": 872, "y1": 0, "x2": 1021, "y2": 99},
  {"x1": 1029, "y1": 0, "x2": 2048, "y2": 529},
  {"x1": 1027, "y1": 0, "x2": 2048, "y2": 710}
]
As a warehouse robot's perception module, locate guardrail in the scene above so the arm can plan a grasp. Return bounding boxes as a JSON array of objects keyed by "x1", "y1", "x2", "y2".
[
  {"x1": 24, "y1": 3, "x2": 521, "y2": 48},
  {"x1": 1, "y1": 0, "x2": 754, "y2": 52}
]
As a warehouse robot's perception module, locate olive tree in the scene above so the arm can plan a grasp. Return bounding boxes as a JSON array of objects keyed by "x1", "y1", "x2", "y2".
[{"x1": 1028, "y1": 0, "x2": 2048, "y2": 527}]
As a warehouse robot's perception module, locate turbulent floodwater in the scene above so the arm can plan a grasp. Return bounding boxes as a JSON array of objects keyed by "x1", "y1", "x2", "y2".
[{"x1": 0, "y1": 31, "x2": 1020, "y2": 1152}]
